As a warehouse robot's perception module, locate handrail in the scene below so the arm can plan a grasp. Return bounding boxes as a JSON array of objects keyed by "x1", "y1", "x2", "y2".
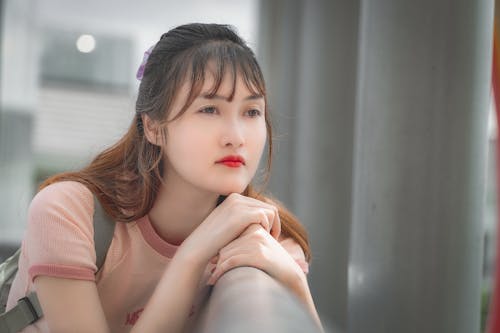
[{"x1": 192, "y1": 266, "x2": 325, "y2": 333}]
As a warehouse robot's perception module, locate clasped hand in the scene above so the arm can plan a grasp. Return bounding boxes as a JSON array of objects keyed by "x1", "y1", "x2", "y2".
[
  {"x1": 207, "y1": 224, "x2": 306, "y2": 291},
  {"x1": 182, "y1": 193, "x2": 306, "y2": 292}
]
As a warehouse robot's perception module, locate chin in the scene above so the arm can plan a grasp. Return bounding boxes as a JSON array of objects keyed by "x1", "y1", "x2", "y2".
[{"x1": 215, "y1": 183, "x2": 248, "y2": 196}]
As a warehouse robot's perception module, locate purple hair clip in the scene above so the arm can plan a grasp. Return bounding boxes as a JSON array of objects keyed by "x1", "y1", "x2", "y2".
[{"x1": 136, "y1": 44, "x2": 155, "y2": 81}]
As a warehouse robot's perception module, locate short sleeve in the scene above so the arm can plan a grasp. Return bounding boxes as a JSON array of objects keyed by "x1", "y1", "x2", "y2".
[
  {"x1": 24, "y1": 181, "x2": 98, "y2": 282},
  {"x1": 279, "y1": 237, "x2": 309, "y2": 274}
]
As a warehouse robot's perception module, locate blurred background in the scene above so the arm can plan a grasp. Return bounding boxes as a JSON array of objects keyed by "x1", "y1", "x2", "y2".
[
  {"x1": 0, "y1": 1, "x2": 259, "y2": 240},
  {"x1": 0, "y1": 0, "x2": 496, "y2": 332}
]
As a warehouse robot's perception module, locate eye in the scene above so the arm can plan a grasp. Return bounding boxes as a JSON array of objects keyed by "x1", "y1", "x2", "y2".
[
  {"x1": 246, "y1": 109, "x2": 262, "y2": 118},
  {"x1": 199, "y1": 106, "x2": 218, "y2": 115}
]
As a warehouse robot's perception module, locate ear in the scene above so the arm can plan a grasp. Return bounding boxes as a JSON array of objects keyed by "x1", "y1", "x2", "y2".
[{"x1": 142, "y1": 114, "x2": 163, "y2": 146}]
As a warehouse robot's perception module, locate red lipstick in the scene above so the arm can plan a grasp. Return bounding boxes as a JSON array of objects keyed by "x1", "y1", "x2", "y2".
[{"x1": 216, "y1": 155, "x2": 245, "y2": 168}]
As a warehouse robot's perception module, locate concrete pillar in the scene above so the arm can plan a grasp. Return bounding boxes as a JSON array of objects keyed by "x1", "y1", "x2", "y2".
[
  {"x1": 348, "y1": 0, "x2": 494, "y2": 332},
  {"x1": 258, "y1": 0, "x2": 360, "y2": 330}
]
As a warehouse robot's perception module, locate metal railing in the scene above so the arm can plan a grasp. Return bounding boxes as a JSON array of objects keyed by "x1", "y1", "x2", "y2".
[{"x1": 192, "y1": 266, "x2": 327, "y2": 333}]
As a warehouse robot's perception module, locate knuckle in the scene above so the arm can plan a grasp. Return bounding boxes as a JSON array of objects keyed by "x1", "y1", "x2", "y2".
[
  {"x1": 251, "y1": 229, "x2": 265, "y2": 242},
  {"x1": 257, "y1": 244, "x2": 268, "y2": 258},
  {"x1": 227, "y1": 193, "x2": 241, "y2": 201},
  {"x1": 225, "y1": 193, "x2": 237, "y2": 205},
  {"x1": 225, "y1": 257, "x2": 236, "y2": 268},
  {"x1": 269, "y1": 206, "x2": 277, "y2": 218},
  {"x1": 258, "y1": 209, "x2": 268, "y2": 221},
  {"x1": 249, "y1": 232, "x2": 260, "y2": 241},
  {"x1": 250, "y1": 224, "x2": 262, "y2": 232},
  {"x1": 227, "y1": 193, "x2": 244, "y2": 208}
]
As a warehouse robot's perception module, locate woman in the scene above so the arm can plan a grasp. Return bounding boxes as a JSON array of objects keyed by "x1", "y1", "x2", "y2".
[{"x1": 7, "y1": 23, "x2": 322, "y2": 332}]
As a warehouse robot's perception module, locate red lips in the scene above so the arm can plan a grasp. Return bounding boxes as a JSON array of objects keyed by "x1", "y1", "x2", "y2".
[{"x1": 216, "y1": 155, "x2": 246, "y2": 165}]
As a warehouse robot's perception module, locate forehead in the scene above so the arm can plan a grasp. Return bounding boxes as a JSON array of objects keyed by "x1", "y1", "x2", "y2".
[
  {"x1": 185, "y1": 65, "x2": 258, "y2": 99},
  {"x1": 166, "y1": 69, "x2": 263, "y2": 121},
  {"x1": 199, "y1": 67, "x2": 259, "y2": 97}
]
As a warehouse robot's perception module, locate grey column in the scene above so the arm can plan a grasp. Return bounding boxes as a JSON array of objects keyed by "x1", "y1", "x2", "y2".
[
  {"x1": 348, "y1": 1, "x2": 494, "y2": 333},
  {"x1": 258, "y1": 1, "x2": 360, "y2": 330},
  {"x1": 0, "y1": 0, "x2": 37, "y2": 245}
]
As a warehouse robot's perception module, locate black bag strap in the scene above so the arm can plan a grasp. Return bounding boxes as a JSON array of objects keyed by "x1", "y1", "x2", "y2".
[
  {"x1": 0, "y1": 194, "x2": 115, "y2": 333},
  {"x1": 93, "y1": 195, "x2": 115, "y2": 269},
  {"x1": 0, "y1": 292, "x2": 43, "y2": 333}
]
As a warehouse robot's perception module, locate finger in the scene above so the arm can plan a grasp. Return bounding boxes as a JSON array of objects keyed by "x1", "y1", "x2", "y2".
[
  {"x1": 240, "y1": 196, "x2": 280, "y2": 214},
  {"x1": 219, "y1": 241, "x2": 255, "y2": 261},
  {"x1": 225, "y1": 194, "x2": 280, "y2": 236},
  {"x1": 217, "y1": 227, "x2": 268, "y2": 266},
  {"x1": 228, "y1": 194, "x2": 278, "y2": 213},
  {"x1": 245, "y1": 208, "x2": 272, "y2": 234},
  {"x1": 254, "y1": 204, "x2": 280, "y2": 240},
  {"x1": 210, "y1": 254, "x2": 219, "y2": 264},
  {"x1": 240, "y1": 223, "x2": 262, "y2": 237},
  {"x1": 217, "y1": 232, "x2": 257, "y2": 263},
  {"x1": 248, "y1": 205, "x2": 280, "y2": 239},
  {"x1": 208, "y1": 254, "x2": 259, "y2": 285},
  {"x1": 209, "y1": 207, "x2": 270, "y2": 256},
  {"x1": 270, "y1": 207, "x2": 281, "y2": 240},
  {"x1": 244, "y1": 202, "x2": 280, "y2": 240}
]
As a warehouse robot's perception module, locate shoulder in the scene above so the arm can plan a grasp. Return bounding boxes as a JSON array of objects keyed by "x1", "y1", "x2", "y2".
[
  {"x1": 27, "y1": 181, "x2": 96, "y2": 237},
  {"x1": 30, "y1": 181, "x2": 94, "y2": 215},
  {"x1": 23, "y1": 181, "x2": 100, "y2": 280}
]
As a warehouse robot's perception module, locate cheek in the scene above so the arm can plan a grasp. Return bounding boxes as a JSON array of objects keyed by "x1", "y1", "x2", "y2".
[
  {"x1": 166, "y1": 127, "x2": 213, "y2": 166},
  {"x1": 251, "y1": 124, "x2": 267, "y2": 156}
]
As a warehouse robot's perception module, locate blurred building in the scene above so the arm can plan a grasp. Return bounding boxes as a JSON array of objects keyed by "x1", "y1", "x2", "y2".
[{"x1": 0, "y1": 0, "x2": 258, "y2": 242}]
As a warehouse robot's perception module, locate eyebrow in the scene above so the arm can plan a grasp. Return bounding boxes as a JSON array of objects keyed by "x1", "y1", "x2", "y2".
[{"x1": 199, "y1": 93, "x2": 264, "y2": 101}]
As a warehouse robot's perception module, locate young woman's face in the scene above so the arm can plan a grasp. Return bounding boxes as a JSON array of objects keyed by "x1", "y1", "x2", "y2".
[{"x1": 162, "y1": 71, "x2": 267, "y2": 196}]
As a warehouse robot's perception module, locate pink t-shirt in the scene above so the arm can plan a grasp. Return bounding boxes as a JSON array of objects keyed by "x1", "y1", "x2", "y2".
[{"x1": 7, "y1": 181, "x2": 309, "y2": 332}]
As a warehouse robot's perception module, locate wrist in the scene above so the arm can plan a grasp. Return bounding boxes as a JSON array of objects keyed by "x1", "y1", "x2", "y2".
[{"x1": 175, "y1": 238, "x2": 210, "y2": 268}]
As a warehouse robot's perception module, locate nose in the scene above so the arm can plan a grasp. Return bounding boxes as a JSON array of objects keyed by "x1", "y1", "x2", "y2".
[{"x1": 220, "y1": 118, "x2": 245, "y2": 148}]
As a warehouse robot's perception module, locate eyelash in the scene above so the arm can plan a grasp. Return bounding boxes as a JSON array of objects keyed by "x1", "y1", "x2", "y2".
[{"x1": 199, "y1": 106, "x2": 262, "y2": 118}]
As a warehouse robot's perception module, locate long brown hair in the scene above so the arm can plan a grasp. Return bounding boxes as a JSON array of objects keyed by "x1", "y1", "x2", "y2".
[{"x1": 40, "y1": 23, "x2": 310, "y2": 261}]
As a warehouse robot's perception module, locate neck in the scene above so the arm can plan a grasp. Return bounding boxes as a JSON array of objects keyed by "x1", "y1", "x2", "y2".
[{"x1": 147, "y1": 180, "x2": 220, "y2": 246}]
